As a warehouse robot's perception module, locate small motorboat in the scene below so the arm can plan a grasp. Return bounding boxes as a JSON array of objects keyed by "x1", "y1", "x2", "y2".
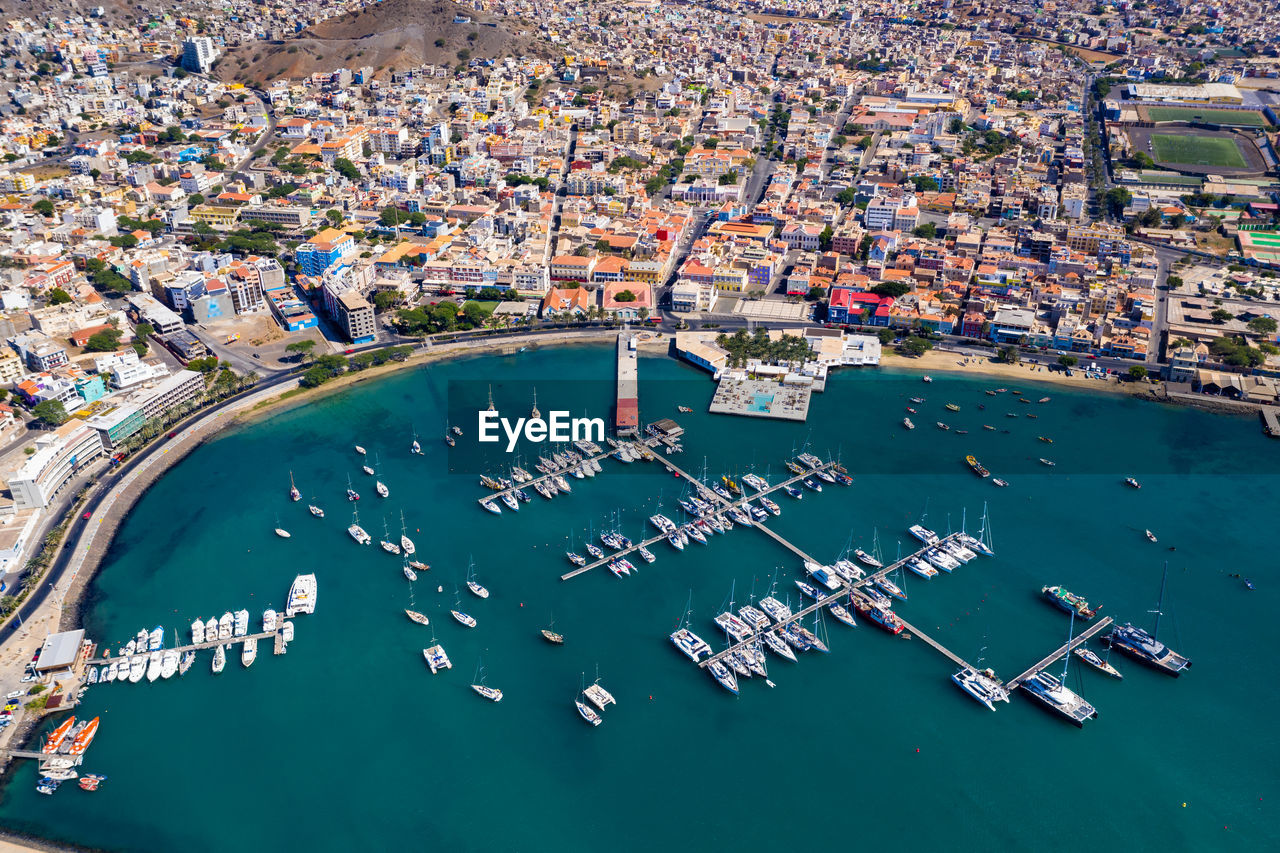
[
  {"x1": 1125, "y1": 477, "x2": 1141, "y2": 489},
  {"x1": 1145, "y1": 529, "x2": 1158, "y2": 543},
  {"x1": 992, "y1": 478, "x2": 1009, "y2": 487}
]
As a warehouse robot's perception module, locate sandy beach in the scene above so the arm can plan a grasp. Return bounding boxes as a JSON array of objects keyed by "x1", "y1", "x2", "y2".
[{"x1": 878, "y1": 347, "x2": 1153, "y2": 398}]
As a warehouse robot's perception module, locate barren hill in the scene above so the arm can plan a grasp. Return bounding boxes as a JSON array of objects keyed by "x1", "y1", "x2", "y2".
[{"x1": 218, "y1": 0, "x2": 550, "y2": 86}]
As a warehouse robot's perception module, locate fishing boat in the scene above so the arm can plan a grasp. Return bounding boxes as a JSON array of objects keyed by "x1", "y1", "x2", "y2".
[
  {"x1": 1038, "y1": 436, "x2": 1054, "y2": 444},
  {"x1": 1038, "y1": 396, "x2": 1050, "y2": 403},
  {"x1": 1125, "y1": 477, "x2": 1141, "y2": 489},
  {"x1": 965, "y1": 455, "x2": 990, "y2": 478},
  {"x1": 993, "y1": 478, "x2": 1009, "y2": 487},
  {"x1": 945, "y1": 403, "x2": 960, "y2": 412},
  {"x1": 406, "y1": 610, "x2": 430, "y2": 626},
  {"x1": 1074, "y1": 646, "x2": 1122, "y2": 678},
  {"x1": 423, "y1": 645, "x2": 451, "y2": 674},
  {"x1": 1041, "y1": 585, "x2": 1097, "y2": 619},
  {"x1": 1039, "y1": 458, "x2": 1055, "y2": 467},
  {"x1": 42, "y1": 718, "x2": 76, "y2": 754},
  {"x1": 951, "y1": 667, "x2": 1010, "y2": 711},
  {"x1": 1145, "y1": 529, "x2": 1157, "y2": 543},
  {"x1": 78, "y1": 774, "x2": 106, "y2": 791},
  {"x1": 983, "y1": 424, "x2": 996, "y2": 431},
  {"x1": 1105, "y1": 563, "x2": 1191, "y2": 676},
  {"x1": 288, "y1": 472, "x2": 301, "y2": 502}
]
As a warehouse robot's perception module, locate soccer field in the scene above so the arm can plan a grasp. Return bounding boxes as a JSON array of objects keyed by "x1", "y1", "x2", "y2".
[
  {"x1": 1144, "y1": 107, "x2": 1266, "y2": 127},
  {"x1": 1151, "y1": 134, "x2": 1247, "y2": 168}
]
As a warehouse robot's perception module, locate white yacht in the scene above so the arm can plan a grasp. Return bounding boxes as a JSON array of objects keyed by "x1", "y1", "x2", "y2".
[
  {"x1": 285, "y1": 574, "x2": 317, "y2": 616},
  {"x1": 583, "y1": 682, "x2": 616, "y2": 712},
  {"x1": 217, "y1": 613, "x2": 233, "y2": 641},
  {"x1": 146, "y1": 650, "x2": 163, "y2": 682},
  {"x1": 423, "y1": 645, "x2": 451, "y2": 674},
  {"x1": 669, "y1": 628, "x2": 711, "y2": 662},
  {"x1": 128, "y1": 654, "x2": 147, "y2": 683},
  {"x1": 242, "y1": 638, "x2": 258, "y2": 668},
  {"x1": 309, "y1": 504, "x2": 325, "y2": 518},
  {"x1": 233, "y1": 609, "x2": 249, "y2": 637},
  {"x1": 451, "y1": 610, "x2": 477, "y2": 628},
  {"x1": 908, "y1": 524, "x2": 938, "y2": 544},
  {"x1": 262, "y1": 609, "x2": 278, "y2": 632},
  {"x1": 160, "y1": 650, "x2": 179, "y2": 680},
  {"x1": 212, "y1": 644, "x2": 226, "y2": 674},
  {"x1": 190, "y1": 618, "x2": 205, "y2": 645},
  {"x1": 951, "y1": 666, "x2": 1010, "y2": 711},
  {"x1": 348, "y1": 511, "x2": 371, "y2": 545}
]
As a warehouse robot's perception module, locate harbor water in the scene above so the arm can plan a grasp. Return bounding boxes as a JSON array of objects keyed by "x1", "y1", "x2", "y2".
[{"x1": 1, "y1": 342, "x2": 1276, "y2": 851}]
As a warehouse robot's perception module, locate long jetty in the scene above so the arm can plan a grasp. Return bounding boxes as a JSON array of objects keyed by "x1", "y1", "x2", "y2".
[
  {"x1": 84, "y1": 629, "x2": 284, "y2": 666},
  {"x1": 479, "y1": 437, "x2": 659, "y2": 508},
  {"x1": 1005, "y1": 616, "x2": 1114, "y2": 688},
  {"x1": 699, "y1": 533, "x2": 967, "y2": 667},
  {"x1": 560, "y1": 450, "x2": 838, "y2": 580}
]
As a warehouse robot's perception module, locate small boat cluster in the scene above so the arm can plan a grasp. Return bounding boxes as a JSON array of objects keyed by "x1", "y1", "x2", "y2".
[
  {"x1": 670, "y1": 518, "x2": 994, "y2": 697},
  {"x1": 478, "y1": 440, "x2": 608, "y2": 516},
  {"x1": 88, "y1": 575, "x2": 313, "y2": 690},
  {"x1": 35, "y1": 715, "x2": 101, "y2": 795}
]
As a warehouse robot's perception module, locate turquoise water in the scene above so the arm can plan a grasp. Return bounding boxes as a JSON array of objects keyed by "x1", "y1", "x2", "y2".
[
  {"x1": 2, "y1": 343, "x2": 1277, "y2": 851},
  {"x1": 749, "y1": 392, "x2": 774, "y2": 413}
]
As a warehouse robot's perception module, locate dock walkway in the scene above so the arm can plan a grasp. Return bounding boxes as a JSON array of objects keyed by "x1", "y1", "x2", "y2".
[
  {"x1": 84, "y1": 629, "x2": 281, "y2": 666},
  {"x1": 698, "y1": 534, "x2": 965, "y2": 667},
  {"x1": 560, "y1": 451, "x2": 837, "y2": 580},
  {"x1": 1006, "y1": 616, "x2": 1114, "y2": 688}
]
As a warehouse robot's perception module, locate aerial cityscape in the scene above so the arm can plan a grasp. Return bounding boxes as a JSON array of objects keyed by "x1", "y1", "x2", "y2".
[{"x1": 0, "y1": 0, "x2": 1275, "y2": 849}]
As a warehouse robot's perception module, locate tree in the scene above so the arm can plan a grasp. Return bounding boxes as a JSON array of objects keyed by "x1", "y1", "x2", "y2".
[
  {"x1": 1058, "y1": 354, "x2": 1078, "y2": 367},
  {"x1": 898, "y1": 336, "x2": 933, "y2": 357},
  {"x1": 877, "y1": 328, "x2": 895, "y2": 345},
  {"x1": 1211, "y1": 308, "x2": 1234, "y2": 324},
  {"x1": 1247, "y1": 316, "x2": 1277, "y2": 336},
  {"x1": 638, "y1": 307, "x2": 649, "y2": 321},
  {"x1": 32, "y1": 198, "x2": 55, "y2": 217},
  {"x1": 32, "y1": 400, "x2": 68, "y2": 427},
  {"x1": 913, "y1": 222, "x2": 937, "y2": 239},
  {"x1": 1128, "y1": 365, "x2": 1148, "y2": 381},
  {"x1": 818, "y1": 226, "x2": 834, "y2": 252},
  {"x1": 613, "y1": 290, "x2": 636, "y2": 303},
  {"x1": 325, "y1": 209, "x2": 345, "y2": 227},
  {"x1": 836, "y1": 187, "x2": 857, "y2": 206},
  {"x1": 285, "y1": 340, "x2": 317, "y2": 361},
  {"x1": 910, "y1": 175, "x2": 939, "y2": 193},
  {"x1": 47, "y1": 287, "x2": 72, "y2": 305},
  {"x1": 871, "y1": 281, "x2": 911, "y2": 299},
  {"x1": 1104, "y1": 187, "x2": 1132, "y2": 218},
  {"x1": 333, "y1": 158, "x2": 360, "y2": 182},
  {"x1": 372, "y1": 291, "x2": 401, "y2": 312},
  {"x1": 85, "y1": 328, "x2": 123, "y2": 352},
  {"x1": 999, "y1": 345, "x2": 1021, "y2": 364}
]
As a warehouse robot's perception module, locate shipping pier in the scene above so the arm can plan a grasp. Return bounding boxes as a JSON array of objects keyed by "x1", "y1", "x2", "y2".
[
  {"x1": 1005, "y1": 616, "x2": 1114, "y2": 689},
  {"x1": 698, "y1": 533, "x2": 969, "y2": 668},
  {"x1": 560, "y1": 454, "x2": 841, "y2": 580}
]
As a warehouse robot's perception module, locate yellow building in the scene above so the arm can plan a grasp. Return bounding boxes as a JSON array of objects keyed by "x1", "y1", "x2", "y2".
[{"x1": 189, "y1": 204, "x2": 241, "y2": 230}]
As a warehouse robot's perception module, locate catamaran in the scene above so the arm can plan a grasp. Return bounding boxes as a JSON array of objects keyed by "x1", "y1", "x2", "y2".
[
  {"x1": 1105, "y1": 562, "x2": 1191, "y2": 676},
  {"x1": 952, "y1": 666, "x2": 1010, "y2": 711},
  {"x1": 285, "y1": 574, "x2": 317, "y2": 616},
  {"x1": 1020, "y1": 613, "x2": 1098, "y2": 726},
  {"x1": 423, "y1": 645, "x2": 451, "y2": 674}
]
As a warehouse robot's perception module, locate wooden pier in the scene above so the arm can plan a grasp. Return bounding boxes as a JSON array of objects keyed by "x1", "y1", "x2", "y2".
[
  {"x1": 560, "y1": 450, "x2": 839, "y2": 580},
  {"x1": 83, "y1": 629, "x2": 284, "y2": 667},
  {"x1": 1005, "y1": 616, "x2": 1114, "y2": 689},
  {"x1": 698, "y1": 534, "x2": 966, "y2": 667},
  {"x1": 894, "y1": 616, "x2": 975, "y2": 670}
]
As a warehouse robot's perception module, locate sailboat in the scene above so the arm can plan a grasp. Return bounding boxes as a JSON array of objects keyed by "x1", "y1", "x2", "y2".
[
  {"x1": 451, "y1": 587, "x2": 477, "y2": 628},
  {"x1": 959, "y1": 504, "x2": 995, "y2": 557},
  {"x1": 399, "y1": 511, "x2": 416, "y2": 555},
  {"x1": 541, "y1": 612, "x2": 564, "y2": 645},
  {"x1": 346, "y1": 474, "x2": 360, "y2": 502},
  {"x1": 1105, "y1": 562, "x2": 1191, "y2": 676},
  {"x1": 444, "y1": 418, "x2": 456, "y2": 448},
  {"x1": 274, "y1": 515, "x2": 290, "y2": 538},
  {"x1": 410, "y1": 426, "x2": 423, "y2": 455},
  {"x1": 466, "y1": 558, "x2": 489, "y2": 598},
  {"x1": 575, "y1": 673, "x2": 602, "y2": 726},
  {"x1": 288, "y1": 472, "x2": 301, "y2": 502},
  {"x1": 405, "y1": 573, "x2": 429, "y2": 624},
  {"x1": 1074, "y1": 645, "x2": 1123, "y2": 679},
  {"x1": 379, "y1": 520, "x2": 400, "y2": 554},
  {"x1": 471, "y1": 658, "x2": 503, "y2": 702},
  {"x1": 348, "y1": 508, "x2": 371, "y2": 545}
]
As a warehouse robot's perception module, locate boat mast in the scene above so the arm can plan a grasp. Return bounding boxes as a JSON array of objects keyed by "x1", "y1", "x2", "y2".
[
  {"x1": 1062, "y1": 610, "x2": 1075, "y2": 683},
  {"x1": 1152, "y1": 561, "x2": 1168, "y2": 640}
]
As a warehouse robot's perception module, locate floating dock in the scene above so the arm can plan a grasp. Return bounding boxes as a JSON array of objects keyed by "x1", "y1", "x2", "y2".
[
  {"x1": 1005, "y1": 616, "x2": 1114, "y2": 689},
  {"x1": 83, "y1": 629, "x2": 285, "y2": 667}
]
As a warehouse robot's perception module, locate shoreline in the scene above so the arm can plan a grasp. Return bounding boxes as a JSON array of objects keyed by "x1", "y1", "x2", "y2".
[{"x1": 876, "y1": 348, "x2": 1149, "y2": 397}]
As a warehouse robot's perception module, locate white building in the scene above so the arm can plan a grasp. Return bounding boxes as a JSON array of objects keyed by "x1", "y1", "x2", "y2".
[
  {"x1": 93, "y1": 351, "x2": 170, "y2": 389},
  {"x1": 181, "y1": 37, "x2": 219, "y2": 74},
  {"x1": 5, "y1": 419, "x2": 104, "y2": 510}
]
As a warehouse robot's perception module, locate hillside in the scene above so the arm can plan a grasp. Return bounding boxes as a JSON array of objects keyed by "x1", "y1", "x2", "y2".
[{"x1": 218, "y1": 0, "x2": 550, "y2": 85}]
